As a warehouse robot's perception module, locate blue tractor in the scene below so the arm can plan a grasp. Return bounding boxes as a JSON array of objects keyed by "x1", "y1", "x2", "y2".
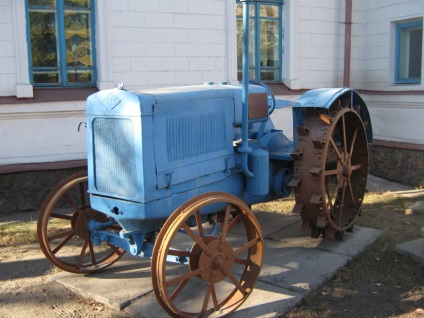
[{"x1": 37, "y1": 1, "x2": 372, "y2": 317}]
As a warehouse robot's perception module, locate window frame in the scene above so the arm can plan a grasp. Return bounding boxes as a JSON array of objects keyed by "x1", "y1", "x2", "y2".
[
  {"x1": 236, "y1": 0, "x2": 283, "y2": 83},
  {"x1": 26, "y1": 0, "x2": 97, "y2": 88},
  {"x1": 394, "y1": 20, "x2": 423, "y2": 84}
]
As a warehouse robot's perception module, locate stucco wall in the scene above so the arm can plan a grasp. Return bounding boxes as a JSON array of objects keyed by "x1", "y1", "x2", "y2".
[
  {"x1": 363, "y1": 93, "x2": 424, "y2": 146},
  {"x1": 296, "y1": 0, "x2": 346, "y2": 88},
  {"x1": 0, "y1": 101, "x2": 87, "y2": 165},
  {"x1": 360, "y1": 0, "x2": 424, "y2": 91},
  {"x1": 106, "y1": 0, "x2": 236, "y2": 90}
]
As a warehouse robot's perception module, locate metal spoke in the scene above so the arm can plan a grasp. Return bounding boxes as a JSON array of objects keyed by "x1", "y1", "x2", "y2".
[
  {"x1": 165, "y1": 267, "x2": 202, "y2": 287},
  {"x1": 167, "y1": 249, "x2": 191, "y2": 258},
  {"x1": 48, "y1": 228, "x2": 77, "y2": 242},
  {"x1": 233, "y1": 236, "x2": 261, "y2": 257},
  {"x1": 348, "y1": 179, "x2": 356, "y2": 206},
  {"x1": 170, "y1": 279, "x2": 189, "y2": 301},
  {"x1": 200, "y1": 282, "x2": 213, "y2": 316},
  {"x1": 63, "y1": 193, "x2": 83, "y2": 214},
  {"x1": 220, "y1": 204, "x2": 232, "y2": 242},
  {"x1": 76, "y1": 240, "x2": 89, "y2": 269},
  {"x1": 223, "y1": 212, "x2": 242, "y2": 235},
  {"x1": 210, "y1": 283, "x2": 220, "y2": 311},
  {"x1": 329, "y1": 137, "x2": 343, "y2": 163},
  {"x1": 324, "y1": 169, "x2": 338, "y2": 176},
  {"x1": 107, "y1": 243, "x2": 123, "y2": 255},
  {"x1": 342, "y1": 113, "x2": 347, "y2": 154},
  {"x1": 338, "y1": 187, "x2": 346, "y2": 226},
  {"x1": 351, "y1": 164, "x2": 363, "y2": 171},
  {"x1": 194, "y1": 210, "x2": 204, "y2": 238},
  {"x1": 226, "y1": 272, "x2": 247, "y2": 296},
  {"x1": 326, "y1": 184, "x2": 340, "y2": 208},
  {"x1": 349, "y1": 127, "x2": 358, "y2": 156},
  {"x1": 88, "y1": 240, "x2": 96, "y2": 265},
  {"x1": 181, "y1": 224, "x2": 209, "y2": 252},
  {"x1": 79, "y1": 182, "x2": 86, "y2": 206},
  {"x1": 52, "y1": 233, "x2": 75, "y2": 254}
]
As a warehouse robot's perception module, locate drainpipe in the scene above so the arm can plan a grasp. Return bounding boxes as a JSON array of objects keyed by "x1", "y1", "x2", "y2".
[
  {"x1": 240, "y1": 0, "x2": 254, "y2": 178},
  {"x1": 343, "y1": 0, "x2": 352, "y2": 87}
]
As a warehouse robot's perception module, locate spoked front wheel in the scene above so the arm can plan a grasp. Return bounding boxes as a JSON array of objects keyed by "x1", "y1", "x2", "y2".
[
  {"x1": 151, "y1": 192, "x2": 263, "y2": 318},
  {"x1": 37, "y1": 171, "x2": 125, "y2": 274}
]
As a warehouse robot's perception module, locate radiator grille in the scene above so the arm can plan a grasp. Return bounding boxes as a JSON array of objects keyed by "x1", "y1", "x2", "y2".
[
  {"x1": 93, "y1": 118, "x2": 137, "y2": 197},
  {"x1": 166, "y1": 112, "x2": 226, "y2": 161}
]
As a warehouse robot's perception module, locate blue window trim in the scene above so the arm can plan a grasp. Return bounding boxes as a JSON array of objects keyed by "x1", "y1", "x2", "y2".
[
  {"x1": 395, "y1": 20, "x2": 423, "y2": 84},
  {"x1": 26, "y1": 0, "x2": 97, "y2": 88},
  {"x1": 236, "y1": 0, "x2": 284, "y2": 82}
]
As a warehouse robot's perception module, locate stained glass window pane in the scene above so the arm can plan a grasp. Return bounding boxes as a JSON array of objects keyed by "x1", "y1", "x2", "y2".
[
  {"x1": 64, "y1": 0, "x2": 89, "y2": 9},
  {"x1": 65, "y1": 12, "x2": 92, "y2": 67},
  {"x1": 67, "y1": 70, "x2": 92, "y2": 83},
  {"x1": 29, "y1": 11, "x2": 58, "y2": 68},
  {"x1": 28, "y1": 0, "x2": 56, "y2": 7},
  {"x1": 33, "y1": 72, "x2": 59, "y2": 84},
  {"x1": 260, "y1": 20, "x2": 279, "y2": 68},
  {"x1": 260, "y1": 5, "x2": 278, "y2": 18}
]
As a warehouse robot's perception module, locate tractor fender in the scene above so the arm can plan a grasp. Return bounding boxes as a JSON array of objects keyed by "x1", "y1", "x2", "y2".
[{"x1": 293, "y1": 88, "x2": 373, "y2": 145}]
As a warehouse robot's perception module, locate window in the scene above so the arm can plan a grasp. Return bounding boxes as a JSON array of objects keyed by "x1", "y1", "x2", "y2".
[
  {"x1": 395, "y1": 21, "x2": 423, "y2": 84},
  {"x1": 236, "y1": 1, "x2": 283, "y2": 82},
  {"x1": 26, "y1": 0, "x2": 96, "y2": 87}
]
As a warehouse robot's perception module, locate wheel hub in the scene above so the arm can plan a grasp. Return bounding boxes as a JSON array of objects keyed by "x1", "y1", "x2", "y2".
[
  {"x1": 73, "y1": 207, "x2": 107, "y2": 240},
  {"x1": 198, "y1": 238, "x2": 234, "y2": 283},
  {"x1": 337, "y1": 152, "x2": 352, "y2": 188}
]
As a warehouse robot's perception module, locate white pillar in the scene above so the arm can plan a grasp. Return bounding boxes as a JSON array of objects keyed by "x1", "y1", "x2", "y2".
[
  {"x1": 283, "y1": 0, "x2": 301, "y2": 89},
  {"x1": 13, "y1": 0, "x2": 34, "y2": 98},
  {"x1": 95, "y1": 1, "x2": 115, "y2": 90}
]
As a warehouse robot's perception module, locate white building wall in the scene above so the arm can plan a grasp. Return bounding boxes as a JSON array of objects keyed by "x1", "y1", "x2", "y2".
[
  {"x1": 295, "y1": 0, "x2": 345, "y2": 89},
  {"x1": 357, "y1": 0, "x2": 424, "y2": 146},
  {"x1": 360, "y1": 0, "x2": 424, "y2": 91},
  {"x1": 106, "y1": 0, "x2": 235, "y2": 90},
  {"x1": 0, "y1": 102, "x2": 86, "y2": 165},
  {"x1": 364, "y1": 93, "x2": 424, "y2": 145}
]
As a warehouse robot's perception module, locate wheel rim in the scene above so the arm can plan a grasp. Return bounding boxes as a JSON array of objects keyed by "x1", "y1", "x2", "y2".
[
  {"x1": 151, "y1": 192, "x2": 263, "y2": 318},
  {"x1": 37, "y1": 171, "x2": 125, "y2": 274},
  {"x1": 291, "y1": 107, "x2": 368, "y2": 239}
]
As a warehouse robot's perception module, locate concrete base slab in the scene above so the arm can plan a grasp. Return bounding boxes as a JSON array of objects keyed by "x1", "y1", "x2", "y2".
[
  {"x1": 51, "y1": 212, "x2": 383, "y2": 317},
  {"x1": 395, "y1": 238, "x2": 424, "y2": 264},
  {"x1": 51, "y1": 255, "x2": 151, "y2": 310},
  {"x1": 125, "y1": 280, "x2": 303, "y2": 318},
  {"x1": 269, "y1": 222, "x2": 383, "y2": 256}
]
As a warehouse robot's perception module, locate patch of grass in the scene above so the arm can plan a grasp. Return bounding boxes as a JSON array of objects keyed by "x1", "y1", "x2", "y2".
[
  {"x1": 253, "y1": 195, "x2": 296, "y2": 214},
  {"x1": 0, "y1": 220, "x2": 38, "y2": 247},
  {"x1": 358, "y1": 192, "x2": 424, "y2": 244}
]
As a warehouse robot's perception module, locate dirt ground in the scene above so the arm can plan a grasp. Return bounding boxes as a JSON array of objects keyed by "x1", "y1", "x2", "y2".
[
  {"x1": 0, "y1": 243, "x2": 131, "y2": 318},
  {"x1": 1, "y1": 188, "x2": 424, "y2": 318}
]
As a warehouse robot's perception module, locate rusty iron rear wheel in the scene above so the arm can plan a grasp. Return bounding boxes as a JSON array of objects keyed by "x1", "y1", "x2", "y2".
[
  {"x1": 37, "y1": 171, "x2": 125, "y2": 273},
  {"x1": 151, "y1": 192, "x2": 263, "y2": 318},
  {"x1": 291, "y1": 107, "x2": 369, "y2": 240}
]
